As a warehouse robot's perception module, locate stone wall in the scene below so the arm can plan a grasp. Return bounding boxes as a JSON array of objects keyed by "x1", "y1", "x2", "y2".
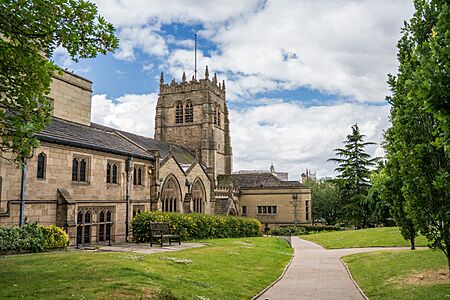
[
  {"x1": 238, "y1": 187, "x2": 312, "y2": 228},
  {"x1": 0, "y1": 142, "x2": 154, "y2": 244},
  {"x1": 158, "y1": 157, "x2": 212, "y2": 214},
  {"x1": 48, "y1": 71, "x2": 92, "y2": 125}
]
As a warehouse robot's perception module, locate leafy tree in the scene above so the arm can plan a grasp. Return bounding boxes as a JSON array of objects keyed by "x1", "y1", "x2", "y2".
[
  {"x1": 309, "y1": 180, "x2": 341, "y2": 225},
  {"x1": 384, "y1": 0, "x2": 450, "y2": 269},
  {"x1": 329, "y1": 124, "x2": 377, "y2": 228},
  {"x1": 366, "y1": 163, "x2": 393, "y2": 227},
  {"x1": 0, "y1": 0, "x2": 119, "y2": 165}
]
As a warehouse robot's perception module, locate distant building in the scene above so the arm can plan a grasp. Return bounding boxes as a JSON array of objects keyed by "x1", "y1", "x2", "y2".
[
  {"x1": 300, "y1": 169, "x2": 317, "y2": 184},
  {"x1": 234, "y1": 163, "x2": 289, "y2": 181}
]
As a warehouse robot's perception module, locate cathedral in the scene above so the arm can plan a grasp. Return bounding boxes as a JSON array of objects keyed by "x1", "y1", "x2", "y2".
[{"x1": 0, "y1": 67, "x2": 311, "y2": 244}]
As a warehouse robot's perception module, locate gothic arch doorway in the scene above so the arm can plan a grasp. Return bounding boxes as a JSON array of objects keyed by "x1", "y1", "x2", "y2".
[
  {"x1": 161, "y1": 175, "x2": 181, "y2": 213},
  {"x1": 192, "y1": 178, "x2": 206, "y2": 213}
]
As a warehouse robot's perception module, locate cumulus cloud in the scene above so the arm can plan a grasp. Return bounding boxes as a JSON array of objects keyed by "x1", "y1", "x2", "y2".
[
  {"x1": 91, "y1": 93, "x2": 158, "y2": 137},
  {"x1": 91, "y1": 93, "x2": 389, "y2": 179},
  {"x1": 230, "y1": 101, "x2": 390, "y2": 179}
]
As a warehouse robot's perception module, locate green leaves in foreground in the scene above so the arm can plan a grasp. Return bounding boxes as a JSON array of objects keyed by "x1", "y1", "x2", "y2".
[{"x1": 0, "y1": 0, "x2": 118, "y2": 165}]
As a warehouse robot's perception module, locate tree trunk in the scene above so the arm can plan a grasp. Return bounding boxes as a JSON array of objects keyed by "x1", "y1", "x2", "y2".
[
  {"x1": 409, "y1": 223, "x2": 415, "y2": 250},
  {"x1": 446, "y1": 240, "x2": 450, "y2": 273}
]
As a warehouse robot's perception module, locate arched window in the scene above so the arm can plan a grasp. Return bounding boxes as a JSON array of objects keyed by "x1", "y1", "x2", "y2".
[
  {"x1": 72, "y1": 158, "x2": 78, "y2": 181},
  {"x1": 80, "y1": 159, "x2": 87, "y2": 182},
  {"x1": 37, "y1": 152, "x2": 46, "y2": 179},
  {"x1": 161, "y1": 176, "x2": 181, "y2": 213},
  {"x1": 213, "y1": 106, "x2": 217, "y2": 124},
  {"x1": 175, "y1": 102, "x2": 183, "y2": 124},
  {"x1": 99, "y1": 210, "x2": 105, "y2": 241},
  {"x1": 133, "y1": 165, "x2": 143, "y2": 186},
  {"x1": 112, "y1": 164, "x2": 118, "y2": 184},
  {"x1": 217, "y1": 110, "x2": 221, "y2": 127},
  {"x1": 84, "y1": 211, "x2": 91, "y2": 243},
  {"x1": 185, "y1": 101, "x2": 193, "y2": 123},
  {"x1": 192, "y1": 178, "x2": 206, "y2": 213},
  {"x1": 72, "y1": 156, "x2": 89, "y2": 182},
  {"x1": 106, "y1": 163, "x2": 111, "y2": 183}
]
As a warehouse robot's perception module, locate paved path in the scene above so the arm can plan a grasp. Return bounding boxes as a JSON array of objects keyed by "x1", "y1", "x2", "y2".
[{"x1": 257, "y1": 237, "x2": 411, "y2": 300}]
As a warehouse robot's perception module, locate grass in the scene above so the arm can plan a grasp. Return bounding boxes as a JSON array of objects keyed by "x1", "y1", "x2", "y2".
[
  {"x1": 343, "y1": 249, "x2": 450, "y2": 300},
  {"x1": 300, "y1": 227, "x2": 428, "y2": 249},
  {"x1": 0, "y1": 237, "x2": 292, "y2": 300}
]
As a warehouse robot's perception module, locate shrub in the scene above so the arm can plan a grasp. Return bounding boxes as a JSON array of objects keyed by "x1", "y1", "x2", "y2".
[
  {"x1": 270, "y1": 224, "x2": 342, "y2": 236},
  {"x1": 0, "y1": 224, "x2": 44, "y2": 254},
  {"x1": 132, "y1": 212, "x2": 262, "y2": 242},
  {"x1": 0, "y1": 224, "x2": 69, "y2": 254},
  {"x1": 41, "y1": 225, "x2": 70, "y2": 250}
]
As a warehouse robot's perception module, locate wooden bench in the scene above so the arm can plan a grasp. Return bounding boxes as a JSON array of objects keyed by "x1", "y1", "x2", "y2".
[{"x1": 149, "y1": 222, "x2": 181, "y2": 247}]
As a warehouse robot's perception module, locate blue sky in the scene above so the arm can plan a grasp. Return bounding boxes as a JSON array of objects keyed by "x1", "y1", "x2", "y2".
[{"x1": 54, "y1": 0, "x2": 414, "y2": 179}]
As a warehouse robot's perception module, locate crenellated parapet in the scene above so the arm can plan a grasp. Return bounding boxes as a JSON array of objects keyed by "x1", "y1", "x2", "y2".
[{"x1": 159, "y1": 66, "x2": 226, "y2": 97}]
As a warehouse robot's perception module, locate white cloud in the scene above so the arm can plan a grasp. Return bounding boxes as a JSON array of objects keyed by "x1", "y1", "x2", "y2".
[
  {"x1": 91, "y1": 93, "x2": 390, "y2": 180},
  {"x1": 91, "y1": 93, "x2": 158, "y2": 137},
  {"x1": 230, "y1": 101, "x2": 390, "y2": 179},
  {"x1": 114, "y1": 26, "x2": 168, "y2": 61}
]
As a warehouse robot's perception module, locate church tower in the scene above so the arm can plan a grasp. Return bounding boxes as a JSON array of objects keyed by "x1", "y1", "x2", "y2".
[{"x1": 154, "y1": 66, "x2": 232, "y2": 179}]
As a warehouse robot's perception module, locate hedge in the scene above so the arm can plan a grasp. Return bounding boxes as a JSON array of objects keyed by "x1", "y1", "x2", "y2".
[
  {"x1": 271, "y1": 224, "x2": 342, "y2": 236},
  {"x1": 0, "y1": 224, "x2": 69, "y2": 254},
  {"x1": 132, "y1": 212, "x2": 262, "y2": 242}
]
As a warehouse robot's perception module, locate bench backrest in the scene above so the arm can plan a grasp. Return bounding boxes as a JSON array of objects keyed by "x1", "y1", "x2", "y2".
[{"x1": 149, "y1": 222, "x2": 171, "y2": 234}]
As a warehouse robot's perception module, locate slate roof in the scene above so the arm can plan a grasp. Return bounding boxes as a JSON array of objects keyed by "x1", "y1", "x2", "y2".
[
  {"x1": 90, "y1": 123, "x2": 196, "y2": 165},
  {"x1": 36, "y1": 118, "x2": 154, "y2": 160},
  {"x1": 217, "y1": 173, "x2": 304, "y2": 189}
]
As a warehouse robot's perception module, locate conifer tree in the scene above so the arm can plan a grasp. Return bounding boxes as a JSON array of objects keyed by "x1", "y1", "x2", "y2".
[{"x1": 329, "y1": 124, "x2": 377, "y2": 228}]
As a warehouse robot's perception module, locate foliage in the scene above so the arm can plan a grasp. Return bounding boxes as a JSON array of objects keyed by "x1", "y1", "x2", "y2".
[
  {"x1": 271, "y1": 224, "x2": 342, "y2": 236},
  {"x1": 305, "y1": 179, "x2": 342, "y2": 225},
  {"x1": 384, "y1": 0, "x2": 450, "y2": 269},
  {"x1": 366, "y1": 163, "x2": 394, "y2": 226},
  {"x1": 329, "y1": 124, "x2": 378, "y2": 228},
  {"x1": 0, "y1": 224, "x2": 44, "y2": 253},
  {"x1": 132, "y1": 212, "x2": 262, "y2": 242},
  {"x1": 343, "y1": 249, "x2": 449, "y2": 300},
  {"x1": 41, "y1": 225, "x2": 69, "y2": 250},
  {"x1": 0, "y1": 237, "x2": 292, "y2": 299},
  {"x1": 300, "y1": 227, "x2": 428, "y2": 249},
  {"x1": 0, "y1": 224, "x2": 69, "y2": 254},
  {"x1": 0, "y1": 0, "x2": 118, "y2": 165}
]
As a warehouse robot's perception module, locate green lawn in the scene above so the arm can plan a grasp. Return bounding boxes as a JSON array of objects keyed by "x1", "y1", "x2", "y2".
[
  {"x1": 343, "y1": 249, "x2": 450, "y2": 300},
  {"x1": 0, "y1": 237, "x2": 292, "y2": 300},
  {"x1": 300, "y1": 227, "x2": 428, "y2": 249}
]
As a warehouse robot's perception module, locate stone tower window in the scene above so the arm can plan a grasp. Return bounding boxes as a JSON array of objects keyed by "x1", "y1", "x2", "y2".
[
  {"x1": 37, "y1": 152, "x2": 46, "y2": 179},
  {"x1": 185, "y1": 101, "x2": 193, "y2": 123},
  {"x1": 175, "y1": 102, "x2": 183, "y2": 124},
  {"x1": 217, "y1": 108, "x2": 221, "y2": 127},
  {"x1": 213, "y1": 106, "x2": 217, "y2": 124}
]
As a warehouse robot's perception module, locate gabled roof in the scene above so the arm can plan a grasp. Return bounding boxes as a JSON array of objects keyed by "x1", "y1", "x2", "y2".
[
  {"x1": 217, "y1": 173, "x2": 304, "y2": 189},
  {"x1": 90, "y1": 122, "x2": 196, "y2": 165},
  {"x1": 36, "y1": 118, "x2": 154, "y2": 160}
]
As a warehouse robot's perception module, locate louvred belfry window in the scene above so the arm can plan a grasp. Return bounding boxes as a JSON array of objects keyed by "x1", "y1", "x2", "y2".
[
  {"x1": 175, "y1": 102, "x2": 183, "y2": 124},
  {"x1": 185, "y1": 101, "x2": 193, "y2": 123}
]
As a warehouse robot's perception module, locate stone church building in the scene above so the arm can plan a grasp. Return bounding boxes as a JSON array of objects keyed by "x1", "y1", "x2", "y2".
[{"x1": 0, "y1": 67, "x2": 311, "y2": 244}]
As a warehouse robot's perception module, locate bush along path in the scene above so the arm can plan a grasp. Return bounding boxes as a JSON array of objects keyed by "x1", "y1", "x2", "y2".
[{"x1": 257, "y1": 237, "x2": 413, "y2": 300}]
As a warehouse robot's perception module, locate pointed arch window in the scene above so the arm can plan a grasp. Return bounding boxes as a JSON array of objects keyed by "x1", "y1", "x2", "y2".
[
  {"x1": 213, "y1": 106, "x2": 217, "y2": 124},
  {"x1": 37, "y1": 152, "x2": 46, "y2": 179},
  {"x1": 72, "y1": 156, "x2": 89, "y2": 183},
  {"x1": 161, "y1": 176, "x2": 181, "y2": 213},
  {"x1": 106, "y1": 161, "x2": 119, "y2": 184},
  {"x1": 133, "y1": 165, "x2": 143, "y2": 186},
  {"x1": 175, "y1": 101, "x2": 183, "y2": 124},
  {"x1": 217, "y1": 109, "x2": 221, "y2": 127},
  {"x1": 192, "y1": 179, "x2": 206, "y2": 213},
  {"x1": 185, "y1": 101, "x2": 193, "y2": 123}
]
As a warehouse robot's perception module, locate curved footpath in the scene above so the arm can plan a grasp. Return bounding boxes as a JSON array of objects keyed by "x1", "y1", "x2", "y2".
[{"x1": 257, "y1": 237, "x2": 411, "y2": 300}]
